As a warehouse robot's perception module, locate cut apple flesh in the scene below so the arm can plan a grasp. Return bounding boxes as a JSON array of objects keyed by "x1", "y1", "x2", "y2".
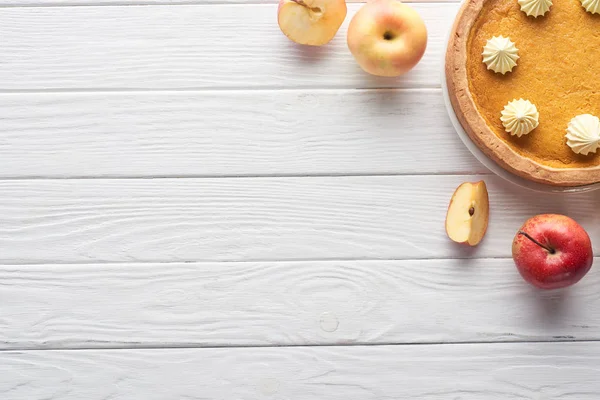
[
  {"x1": 445, "y1": 181, "x2": 489, "y2": 246},
  {"x1": 278, "y1": 0, "x2": 347, "y2": 46}
]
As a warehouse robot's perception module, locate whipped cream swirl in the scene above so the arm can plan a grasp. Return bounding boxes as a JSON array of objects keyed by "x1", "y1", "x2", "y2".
[
  {"x1": 581, "y1": 0, "x2": 600, "y2": 14},
  {"x1": 482, "y1": 36, "x2": 519, "y2": 75},
  {"x1": 566, "y1": 114, "x2": 600, "y2": 155},
  {"x1": 518, "y1": 0, "x2": 552, "y2": 17},
  {"x1": 500, "y1": 99, "x2": 539, "y2": 137}
]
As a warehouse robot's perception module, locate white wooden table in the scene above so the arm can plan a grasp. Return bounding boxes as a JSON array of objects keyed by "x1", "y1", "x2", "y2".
[{"x1": 1, "y1": 0, "x2": 600, "y2": 398}]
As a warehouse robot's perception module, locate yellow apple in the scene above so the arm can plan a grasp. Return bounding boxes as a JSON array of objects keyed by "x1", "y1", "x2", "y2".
[
  {"x1": 347, "y1": 0, "x2": 428, "y2": 77},
  {"x1": 278, "y1": 0, "x2": 347, "y2": 46},
  {"x1": 445, "y1": 181, "x2": 489, "y2": 246}
]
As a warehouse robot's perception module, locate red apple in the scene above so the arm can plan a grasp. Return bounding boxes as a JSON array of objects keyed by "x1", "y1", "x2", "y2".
[{"x1": 512, "y1": 214, "x2": 593, "y2": 290}]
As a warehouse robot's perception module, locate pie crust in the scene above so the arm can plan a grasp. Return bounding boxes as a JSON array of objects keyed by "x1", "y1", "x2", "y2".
[{"x1": 445, "y1": 0, "x2": 600, "y2": 187}]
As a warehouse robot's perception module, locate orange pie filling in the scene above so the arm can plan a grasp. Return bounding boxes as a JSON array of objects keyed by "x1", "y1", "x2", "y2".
[{"x1": 466, "y1": 0, "x2": 600, "y2": 169}]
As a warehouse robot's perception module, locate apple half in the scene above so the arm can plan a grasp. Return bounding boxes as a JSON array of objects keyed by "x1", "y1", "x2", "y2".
[
  {"x1": 278, "y1": 0, "x2": 347, "y2": 46},
  {"x1": 445, "y1": 181, "x2": 489, "y2": 246}
]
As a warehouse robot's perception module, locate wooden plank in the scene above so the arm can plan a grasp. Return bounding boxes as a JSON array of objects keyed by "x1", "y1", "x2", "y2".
[
  {"x1": 1, "y1": 343, "x2": 600, "y2": 399},
  {"x1": 1, "y1": 259, "x2": 599, "y2": 349},
  {"x1": 0, "y1": 89, "x2": 486, "y2": 178},
  {"x1": 1, "y1": 175, "x2": 599, "y2": 263},
  {"x1": 0, "y1": 3, "x2": 458, "y2": 90}
]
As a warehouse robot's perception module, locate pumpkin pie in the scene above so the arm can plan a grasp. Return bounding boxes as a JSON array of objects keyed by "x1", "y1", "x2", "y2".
[{"x1": 446, "y1": 0, "x2": 600, "y2": 186}]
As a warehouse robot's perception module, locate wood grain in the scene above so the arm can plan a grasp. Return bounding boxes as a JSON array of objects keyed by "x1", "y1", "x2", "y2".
[
  {"x1": 1, "y1": 175, "x2": 599, "y2": 263},
  {"x1": 0, "y1": 3, "x2": 459, "y2": 90},
  {"x1": 0, "y1": 89, "x2": 486, "y2": 178},
  {"x1": 1, "y1": 0, "x2": 597, "y2": 397},
  {"x1": 1, "y1": 343, "x2": 600, "y2": 399},
  {"x1": 1, "y1": 259, "x2": 599, "y2": 349}
]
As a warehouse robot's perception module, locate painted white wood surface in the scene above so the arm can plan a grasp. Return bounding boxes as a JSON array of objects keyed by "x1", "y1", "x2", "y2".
[
  {"x1": 2, "y1": 0, "x2": 599, "y2": 397},
  {"x1": 2, "y1": 343, "x2": 600, "y2": 399},
  {"x1": 0, "y1": 89, "x2": 487, "y2": 178},
  {"x1": 1, "y1": 259, "x2": 599, "y2": 349},
  {"x1": 0, "y1": 3, "x2": 458, "y2": 90},
  {"x1": 1, "y1": 175, "x2": 599, "y2": 264}
]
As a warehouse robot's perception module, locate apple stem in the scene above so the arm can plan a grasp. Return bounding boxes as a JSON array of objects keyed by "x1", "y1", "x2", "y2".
[
  {"x1": 518, "y1": 231, "x2": 556, "y2": 254},
  {"x1": 290, "y1": 0, "x2": 321, "y2": 12}
]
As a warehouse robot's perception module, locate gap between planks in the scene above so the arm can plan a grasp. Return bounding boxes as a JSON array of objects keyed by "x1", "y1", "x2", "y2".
[
  {"x1": 0, "y1": 86, "x2": 443, "y2": 94},
  {"x1": 3, "y1": 338, "x2": 600, "y2": 353},
  {"x1": 0, "y1": 1, "x2": 461, "y2": 8},
  {"x1": 0, "y1": 255, "x2": 517, "y2": 266},
  {"x1": 0, "y1": 172, "x2": 494, "y2": 181}
]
